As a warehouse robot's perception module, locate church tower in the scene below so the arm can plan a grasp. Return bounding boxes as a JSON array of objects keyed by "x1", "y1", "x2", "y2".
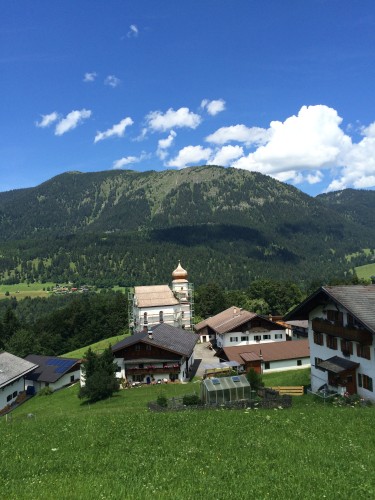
[{"x1": 171, "y1": 261, "x2": 194, "y2": 329}]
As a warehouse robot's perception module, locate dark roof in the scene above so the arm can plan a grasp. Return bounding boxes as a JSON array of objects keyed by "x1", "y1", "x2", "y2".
[
  {"x1": 112, "y1": 323, "x2": 198, "y2": 357},
  {"x1": 285, "y1": 285, "x2": 375, "y2": 334},
  {"x1": 24, "y1": 355, "x2": 81, "y2": 383},
  {"x1": 223, "y1": 340, "x2": 310, "y2": 365},
  {"x1": 0, "y1": 351, "x2": 38, "y2": 389},
  {"x1": 317, "y1": 356, "x2": 359, "y2": 374}
]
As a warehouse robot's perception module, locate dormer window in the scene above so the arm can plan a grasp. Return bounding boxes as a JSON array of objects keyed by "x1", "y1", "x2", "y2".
[{"x1": 143, "y1": 312, "x2": 148, "y2": 325}]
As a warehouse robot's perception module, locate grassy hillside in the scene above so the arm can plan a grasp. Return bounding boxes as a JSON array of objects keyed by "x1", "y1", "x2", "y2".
[
  {"x1": 1, "y1": 378, "x2": 374, "y2": 499},
  {"x1": 355, "y1": 262, "x2": 375, "y2": 280}
]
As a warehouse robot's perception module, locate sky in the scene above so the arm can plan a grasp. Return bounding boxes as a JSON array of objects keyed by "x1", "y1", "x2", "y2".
[{"x1": 2, "y1": 0, "x2": 375, "y2": 196}]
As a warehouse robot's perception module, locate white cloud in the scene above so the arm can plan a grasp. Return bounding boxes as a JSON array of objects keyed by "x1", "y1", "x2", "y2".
[
  {"x1": 105, "y1": 75, "x2": 121, "y2": 88},
  {"x1": 157, "y1": 130, "x2": 176, "y2": 160},
  {"x1": 55, "y1": 109, "x2": 92, "y2": 136},
  {"x1": 206, "y1": 124, "x2": 270, "y2": 147},
  {"x1": 127, "y1": 24, "x2": 139, "y2": 38},
  {"x1": 113, "y1": 151, "x2": 149, "y2": 169},
  {"x1": 232, "y1": 105, "x2": 352, "y2": 183},
  {"x1": 83, "y1": 72, "x2": 97, "y2": 82},
  {"x1": 36, "y1": 112, "x2": 59, "y2": 128},
  {"x1": 167, "y1": 145, "x2": 212, "y2": 169},
  {"x1": 146, "y1": 107, "x2": 201, "y2": 132},
  {"x1": 210, "y1": 145, "x2": 244, "y2": 166},
  {"x1": 201, "y1": 98, "x2": 226, "y2": 116},
  {"x1": 94, "y1": 117, "x2": 134, "y2": 143}
]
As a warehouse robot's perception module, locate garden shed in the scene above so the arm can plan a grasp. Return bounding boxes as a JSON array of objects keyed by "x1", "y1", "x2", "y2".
[{"x1": 200, "y1": 375, "x2": 251, "y2": 404}]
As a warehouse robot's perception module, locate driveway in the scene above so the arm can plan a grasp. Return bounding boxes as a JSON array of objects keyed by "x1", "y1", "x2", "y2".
[{"x1": 190, "y1": 342, "x2": 220, "y2": 378}]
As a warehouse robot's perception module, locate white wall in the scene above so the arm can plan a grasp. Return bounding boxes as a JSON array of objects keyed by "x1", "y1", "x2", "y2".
[
  {"x1": 262, "y1": 357, "x2": 310, "y2": 374},
  {"x1": 0, "y1": 378, "x2": 25, "y2": 411},
  {"x1": 217, "y1": 329, "x2": 286, "y2": 348},
  {"x1": 25, "y1": 369, "x2": 80, "y2": 393}
]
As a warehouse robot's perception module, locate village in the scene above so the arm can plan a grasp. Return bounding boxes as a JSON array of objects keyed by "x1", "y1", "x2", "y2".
[{"x1": 1, "y1": 261, "x2": 374, "y2": 414}]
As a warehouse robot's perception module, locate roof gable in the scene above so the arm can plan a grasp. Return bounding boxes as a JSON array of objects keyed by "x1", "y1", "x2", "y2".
[{"x1": 0, "y1": 351, "x2": 38, "y2": 388}]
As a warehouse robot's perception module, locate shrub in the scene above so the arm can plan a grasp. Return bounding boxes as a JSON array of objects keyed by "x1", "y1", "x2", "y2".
[
  {"x1": 38, "y1": 386, "x2": 54, "y2": 396},
  {"x1": 246, "y1": 368, "x2": 264, "y2": 390},
  {"x1": 183, "y1": 394, "x2": 201, "y2": 406},
  {"x1": 156, "y1": 393, "x2": 168, "y2": 407}
]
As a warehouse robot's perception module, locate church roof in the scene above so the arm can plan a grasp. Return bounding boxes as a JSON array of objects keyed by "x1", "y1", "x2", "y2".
[{"x1": 134, "y1": 285, "x2": 179, "y2": 308}]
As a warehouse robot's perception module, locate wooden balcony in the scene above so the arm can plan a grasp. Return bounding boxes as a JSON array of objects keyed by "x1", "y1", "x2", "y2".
[
  {"x1": 312, "y1": 318, "x2": 372, "y2": 345},
  {"x1": 126, "y1": 365, "x2": 180, "y2": 375}
]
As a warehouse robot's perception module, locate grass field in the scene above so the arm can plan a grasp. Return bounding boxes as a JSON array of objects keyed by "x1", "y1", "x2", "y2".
[
  {"x1": 355, "y1": 262, "x2": 375, "y2": 280},
  {"x1": 1, "y1": 372, "x2": 374, "y2": 499},
  {"x1": 64, "y1": 334, "x2": 130, "y2": 358},
  {"x1": 0, "y1": 282, "x2": 56, "y2": 299}
]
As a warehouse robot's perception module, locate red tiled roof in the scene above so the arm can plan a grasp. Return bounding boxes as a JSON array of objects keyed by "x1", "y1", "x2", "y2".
[{"x1": 223, "y1": 339, "x2": 309, "y2": 365}]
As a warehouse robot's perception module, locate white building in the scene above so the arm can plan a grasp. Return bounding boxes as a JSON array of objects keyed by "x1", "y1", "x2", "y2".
[
  {"x1": 195, "y1": 306, "x2": 287, "y2": 347},
  {"x1": 0, "y1": 351, "x2": 38, "y2": 412},
  {"x1": 285, "y1": 285, "x2": 375, "y2": 401},
  {"x1": 129, "y1": 262, "x2": 194, "y2": 332},
  {"x1": 24, "y1": 355, "x2": 81, "y2": 394}
]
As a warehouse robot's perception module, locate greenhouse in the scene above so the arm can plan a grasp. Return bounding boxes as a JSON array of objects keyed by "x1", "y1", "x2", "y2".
[{"x1": 200, "y1": 375, "x2": 251, "y2": 404}]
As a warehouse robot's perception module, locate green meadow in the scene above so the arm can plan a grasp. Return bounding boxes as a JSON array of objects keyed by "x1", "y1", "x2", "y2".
[
  {"x1": 1, "y1": 373, "x2": 374, "y2": 500},
  {"x1": 355, "y1": 262, "x2": 375, "y2": 280},
  {"x1": 64, "y1": 334, "x2": 130, "y2": 358}
]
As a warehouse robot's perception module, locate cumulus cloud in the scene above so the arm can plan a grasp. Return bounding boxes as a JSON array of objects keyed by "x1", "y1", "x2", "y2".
[
  {"x1": 210, "y1": 145, "x2": 244, "y2": 166},
  {"x1": 167, "y1": 145, "x2": 212, "y2": 169},
  {"x1": 36, "y1": 112, "x2": 59, "y2": 128},
  {"x1": 157, "y1": 130, "x2": 176, "y2": 160},
  {"x1": 206, "y1": 124, "x2": 270, "y2": 147},
  {"x1": 113, "y1": 151, "x2": 149, "y2": 169},
  {"x1": 83, "y1": 72, "x2": 97, "y2": 82},
  {"x1": 201, "y1": 98, "x2": 226, "y2": 116},
  {"x1": 94, "y1": 117, "x2": 134, "y2": 143},
  {"x1": 146, "y1": 107, "x2": 201, "y2": 132},
  {"x1": 55, "y1": 109, "x2": 92, "y2": 136},
  {"x1": 105, "y1": 75, "x2": 121, "y2": 88},
  {"x1": 127, "y1": 24, "x2": 139, "y2": 38},
  {"x1": 231, "y1": 105, "x2": 352, "y2": 184}
]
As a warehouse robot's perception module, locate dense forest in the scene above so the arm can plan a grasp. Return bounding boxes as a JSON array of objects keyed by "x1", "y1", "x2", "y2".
[{"x1": 0, "y1": 166, "x2": 374, "y2": 288}]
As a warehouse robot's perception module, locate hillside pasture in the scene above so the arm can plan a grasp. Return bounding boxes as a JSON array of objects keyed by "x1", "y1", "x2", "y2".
[
  {"x1": 1, "y1": 380, "x2": 374, "y2": 499},
  {"x1": 0, "y1": 282, "x2": 55, "y2": 299},
  {"x1": 355, "y1": 262, "x2": 375, "y2": 280},
  {"x1": 64, "y1": 334, "x2": 130, "y2": 358}
]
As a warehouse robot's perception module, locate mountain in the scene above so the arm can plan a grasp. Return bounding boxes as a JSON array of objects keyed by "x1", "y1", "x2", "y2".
[
  {"x1": 0, "y1": 166, "x2": 374, "y2": 288},
  {"x1": 317, "y1": 189, "x2": 375, "y2": 227}
]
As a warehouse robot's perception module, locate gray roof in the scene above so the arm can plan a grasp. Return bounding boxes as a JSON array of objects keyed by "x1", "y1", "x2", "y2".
[
  {"x1": 285, "y1": 285, "x2": 375, "y2": 334},
  {"x1": 112, "y1": 323, "x2": 198, "y2": 357},
  {"x1": 318, "y1": 356, "x2": 359, "y2": 374},
  {"x1": 25, "y1": 355, "x2": 81, "y2": 383},
  {"x1": 0, "y1": 351, "x2": 38, "y2": 389}
]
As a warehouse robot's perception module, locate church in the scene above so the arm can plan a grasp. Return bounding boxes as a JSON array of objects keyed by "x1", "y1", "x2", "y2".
[{"x1": 128, "y1": 262, "x2": 194, "y2": 332}]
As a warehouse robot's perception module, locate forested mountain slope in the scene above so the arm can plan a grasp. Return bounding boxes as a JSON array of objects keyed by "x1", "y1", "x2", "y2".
[
  {"x1": 0, "y1": 166, "x2": 374, "y2": 288},
  {"x1": 317, "y1": 189, "x2": 375, "y2": 227}
]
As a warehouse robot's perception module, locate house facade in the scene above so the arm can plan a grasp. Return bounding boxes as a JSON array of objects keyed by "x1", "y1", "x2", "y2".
[
  {"x1": 24, "y1": 355, "x2": 81, "y2": 394},
  {"x1": 129, "y1": 262, "x2": 194, "y2": 332},
  {"x1": 285, "y1": 285, "x2": 375, "y2": 400},
  {"x1": 0, "y1": 351, "x2": 38, "y2": 412},
  {"x1": 221, "y1": 340, "x2": 310, "y2": 374},
  {"x1": 111, "y1": 323, "x2": 197, "y2": 384},
  {"x1": 195, "y1": 306, "x2": 287, "y2": 347}
]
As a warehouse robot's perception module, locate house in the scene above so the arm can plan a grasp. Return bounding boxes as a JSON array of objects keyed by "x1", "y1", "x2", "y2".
[
  {"x1": 111, "y1": 323, "x2": 198, "y2": 384},
  {"x1": 129, "y1": 262, "x2": 194, "y2": 332},
  {"x1": 24, "y1": 355, "x2": 81, "y2": 394},
  {"x1": 275, "y1": 319, "x2": 308, "y2": 339},
  {"x1": 0, "y1": 351, "x2": 38, "y2": 412},
  {"x1": 285, "y1": 284, "x2": 375, "y2": 400},
  {"x1": 195, "y1": 306, "x2": 286, "y2": 347},
  {"x1": 220, "y1": 340, "x2": 310, "y2": 374}
]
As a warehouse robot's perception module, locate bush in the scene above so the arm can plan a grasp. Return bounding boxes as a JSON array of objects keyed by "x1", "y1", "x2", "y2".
[
  {"x1": 183, "y1": 394, "x2": 201, "y2": 406},
  {"x1": 156, "y1": 393, "x2": 168, "y2": 407},
  {"x1": 246, "y1": 368, "x2": 264, "y2": 390},
  {"x1": 38, "y1": 386, "x2": 54, "y2": 396}
]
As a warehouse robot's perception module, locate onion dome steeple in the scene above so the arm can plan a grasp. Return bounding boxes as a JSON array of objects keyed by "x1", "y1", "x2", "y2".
[{"x1": 172, "y1": 261, "x2": 188, "y2": 281}]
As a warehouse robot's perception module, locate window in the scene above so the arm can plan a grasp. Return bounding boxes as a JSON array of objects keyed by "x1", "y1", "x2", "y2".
[
  {"x1": 254, "y1": 335, "x2": 261, "y2": 342},
  {"x1": 341, "y1": 339, "x2": 353, "y2": 355},
  {"x1": 357, "y1": 344, "x2": 371, "y2": 360},
  {"x1": 358, "y1": 374, "x2": 373, "y2": 392},
  {"x1": 135, "y1": 344, "x2": 141, "y2": 351},
  {"x1": 263, "y1": 334, "x2": 271, "y2": 340},
  {"x1": 315, "y1": 357, "x2": 324, "y2": 371},
  {"x1": 133, "y1": 375, "x2": 144, "y2": 382},
  {"x1": 297, "y1": 359, "x2": 302, "y2": 366},
  {"x1": 181, "y1": 311, "x2": 185, "y2": 319},
  {"x1": 327, "y1": 309, "x2": 343, "y2": 325},
  {"x1": 275, "y1": 333, "x2": 283, "y2": 339},
  {"x1": 7, "y1": 394, "x2": 12, "y2": 402},
  {"x1": 143, "y1": 312, "x2": 148, "y2": 325},
  {"x1": 70, "y1": 374, "x2": 75, "y2": 382},
  {"x1": 313, "y1": 331, "x2": 324, "y2": 346},
  {"x1": 230, "y1": 336, "x2": 238, "y2": 343},
  {"x1": 326, "y1": 335, "x2": 337, "y2": 350},
  {"x1": 241, "y1": 336, "x2": 248, "y2": 342},
  {"x1": 13, "y1": 391, "x2": 18, "y2": 398},
  {"x1": 146, "y1": 344, "x2": 152, "y2": 351},
  {"x1": 159, "y1": 311, "x2": 163, "y2": 323},
  {"x1": 264, "y1": 362, "x2": 270, "y2": 370}
]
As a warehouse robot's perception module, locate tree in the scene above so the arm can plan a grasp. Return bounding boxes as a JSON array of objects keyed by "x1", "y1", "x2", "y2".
[
  {"x1": 195, "y1": 283, "x2": 228, "y2": 318},
  {"x1": 78, "y1": 347, "x2": 120, "y2": 403}
]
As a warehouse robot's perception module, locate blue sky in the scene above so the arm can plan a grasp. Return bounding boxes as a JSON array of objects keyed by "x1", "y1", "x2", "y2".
[{"x1": 2, "y1": 0, "x2": 375, "y2": 196}]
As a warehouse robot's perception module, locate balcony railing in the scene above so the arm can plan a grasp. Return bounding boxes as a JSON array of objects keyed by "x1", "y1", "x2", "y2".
[
  {"x1": 312, "y1": 318, "x2": 372, "y2": 345},
  {"x1": 126, "y1": 365, "x2": 180, "y2": 375}
]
